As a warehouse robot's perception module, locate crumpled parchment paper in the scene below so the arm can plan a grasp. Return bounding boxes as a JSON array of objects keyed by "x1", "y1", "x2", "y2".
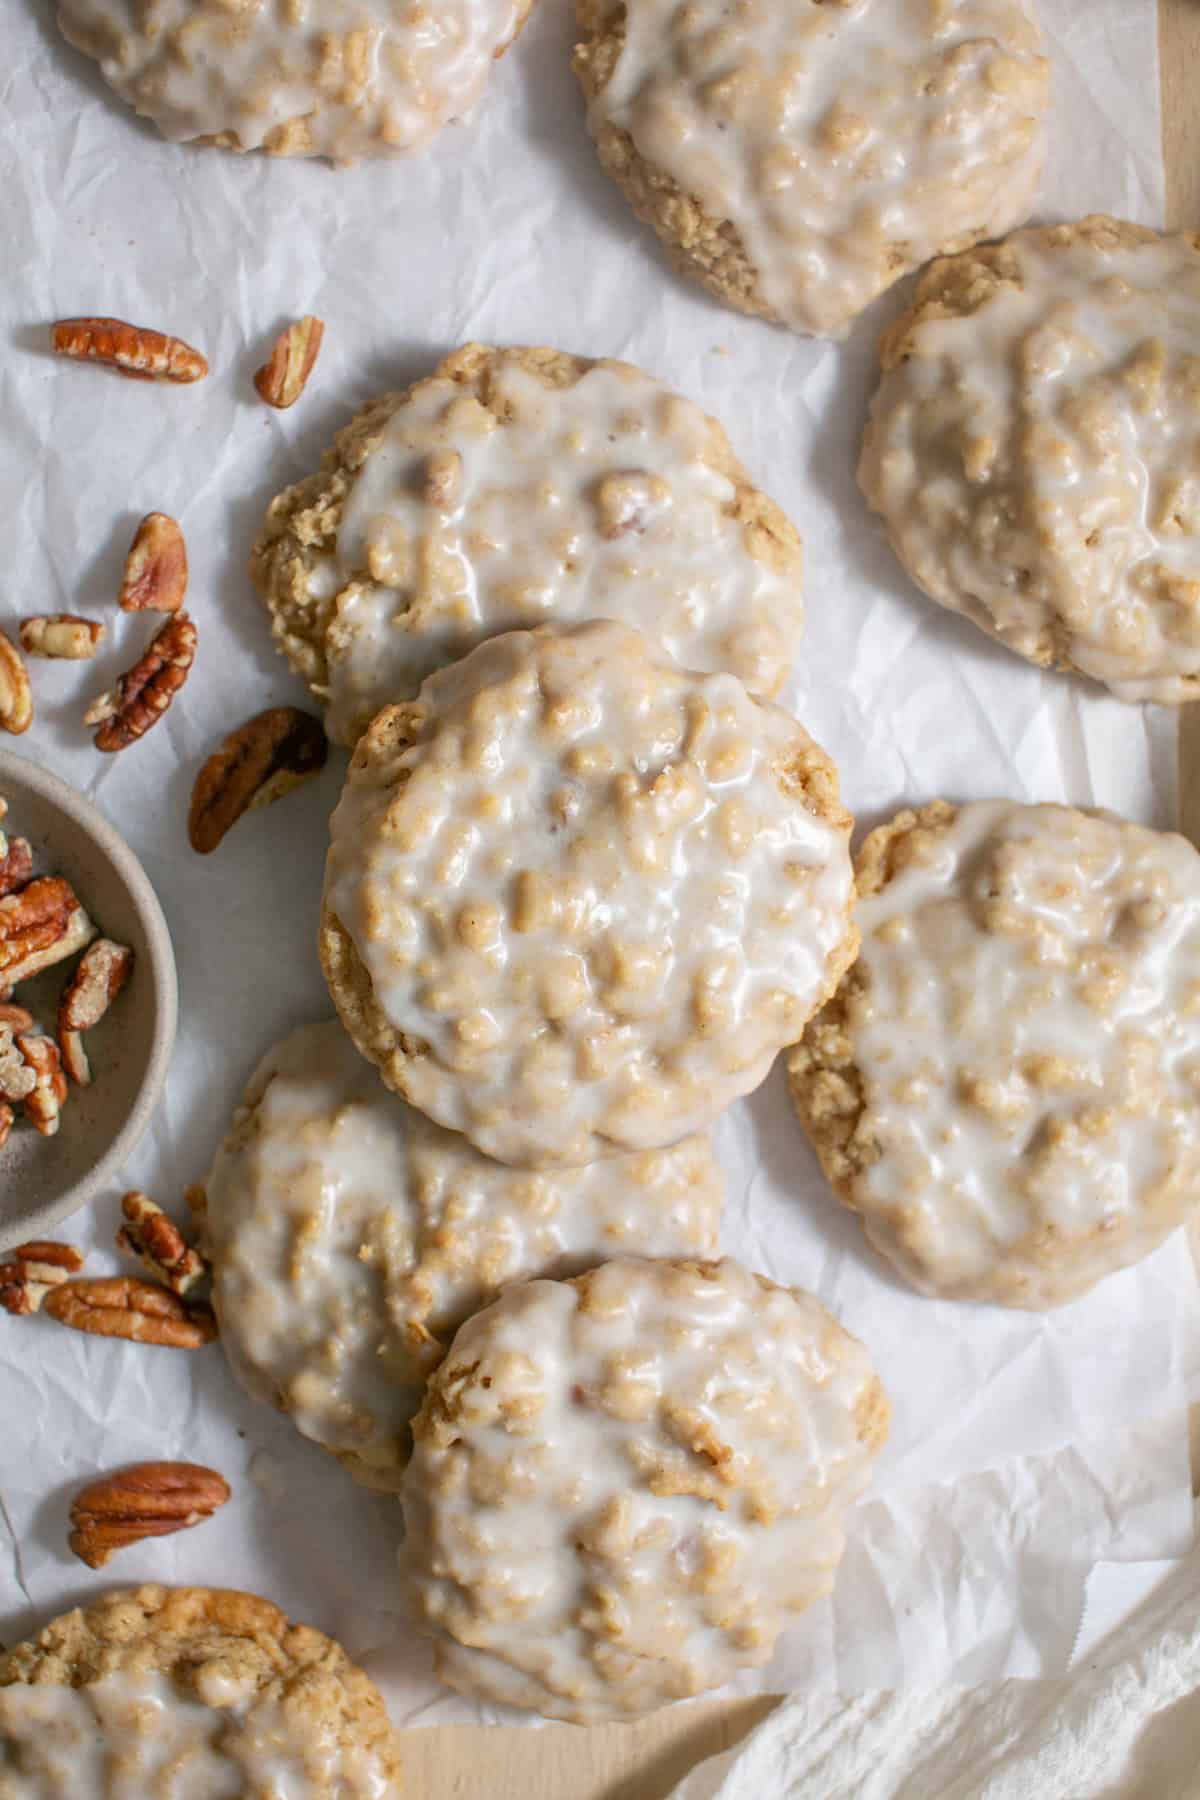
[{"x1": 0, "y1": 0, "x2": 1190, "y2": 1726}]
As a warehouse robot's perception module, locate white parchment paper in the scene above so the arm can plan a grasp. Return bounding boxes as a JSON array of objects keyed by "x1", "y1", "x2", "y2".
[{"x1": 0, "y1": 0, "x2": 1191, "y2": 1725}]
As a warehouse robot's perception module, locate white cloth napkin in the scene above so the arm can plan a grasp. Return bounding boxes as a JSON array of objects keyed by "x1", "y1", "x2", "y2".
[{"x1": 669, "y1": 1544, "x2": 1200, "y2": 1798}]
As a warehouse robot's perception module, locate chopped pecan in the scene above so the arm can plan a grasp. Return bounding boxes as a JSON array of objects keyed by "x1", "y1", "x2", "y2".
[
  {"x1": 118, "y1": 514, "x2": 188, "y2": 614},
  {"x1": 0, "y1": 1005, "x2": 33, "y2": 1035},
  {"x1": 17, "y1": 1034, "x2": 67, "y2": 1136},
  {"x1": 0, "y1": 631, "x2": 33, "y2": 736},
  {"x1": 59, "y1": 1031, "x2": 87, "y2": 1087},
  {"x1": 69, "y1": 1461, "x2": 230, "y2": 1569},
  {"x1": 0, "y1": 837, "x2": 34, "y2": 900},
  {"x1": 0, "y1": 1028, "x2": 37, "y2": 1104},
  {"x1": 51, "y1": 318, "x2": 208, "y2": 384},
  {"x1": 117, "y1": 1192, "x2": 208, "y2": 1297},
  {"x1": 0, "y1": 877, "x2": 95, "y2": 986},
  {"x1": 58, "y1": 938, "x2": 133, "y2": 1083},
  {"x1": 188, "y1": 707, "x2": 327, "y2": 853},
  {"x1": 87, "y1": 613, "x2": 197, "y2": 753},
  {"x1": 254, "y1": 315, "x2": 324, "y2": 409},
  {"x1": 0, "y1": 1240, "x2": 84, "y2": 1315},
  {"x1": 19, "y1": 615, "x2": 105, "y2": 660},
  {"x1": 43, "y1": 1276, "x2": 217, "y2": 1348},
  {"x1": 0, "y1": 1104, "x2": 12, "y2": 1151}
]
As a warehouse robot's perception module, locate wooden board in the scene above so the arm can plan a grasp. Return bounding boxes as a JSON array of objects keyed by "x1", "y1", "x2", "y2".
[{"x1": 400, "y1": 11, "x2": 1198, "y2": 1792}]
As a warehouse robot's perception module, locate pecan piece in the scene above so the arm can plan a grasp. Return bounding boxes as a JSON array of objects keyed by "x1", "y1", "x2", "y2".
[
  {"x1": 87, "y1": 613, "x2": 197, "y2": 753},
  {"x1": 0, "y1": 877, "x2": 96, "y2": 986},
  {"x1": 254, "y1": 315, "x2": 324, "y2": 409},
  {"x1": 0, "y1": 1005, "x2": 33, "y2": 1035},
  {"x1": 0, "y1": 1240, "x2": 84, "y2": 1315},
  {"x1": 0, "y1": 1028, "x2": 36, "y2": 1104},
  {"x1": 57, "y1": 938, "x2": 133, "y2": 1085},
  {"x1": 119, "y1": 514, "x2": 188, "y2": 614},
  {"x1": 17, "y1": 1034, "x2": 67, "y2": 1136},
  {"x1": 117, "y1": 1192, "x2": 208, "y2": 1297},
  {"x1": 43, "y1": 1276, "x2": 217, "y2": 1348},
  {"x1": 188, "y1": 707, "x2": 327, "y2": 853},
  {"x1": 0, "y1": 631, "x2": 33, "y2": 736},
  {"x1": 69, "y1": 1462, "x2": 230, "y2": 1569},
  {"x1": 0, "y1": 837, "x2": 34, "y2": 900},
  {"x1": 51, "y1": 318, "x2": 208, "y2": 384},
  {"x1": 19, "y1": 615, "x2": 105, "y2": 660},
  {"x1": 0, "y1": 1104, "x2": 12, "y2": 1151}
]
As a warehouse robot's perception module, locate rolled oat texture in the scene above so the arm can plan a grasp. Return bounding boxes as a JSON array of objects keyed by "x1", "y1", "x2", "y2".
[
  {"x1": 0, "y1": 1584, "x2": 402, "y2": 1795},
  {"x1": 204, "y1": 1020, "x2": 723, "y2": 1490},
  {"x1": 252, "y1": 342, "x2": 805, "y2": 747},
  {"x1": 56, "y1": 0, "x2": 531, "y2": 162},
  {"x1": 860, "y1": 217, "x2": 1200, "y2": 700},
  {"x1": 575, "y1": 0, "x2": 1049, "y2": 337},
  {"x1": 400, "y1": 1257, "x2": 888, "y2": 1721},
  {"x1": 321, "y1": 618, "x2": 856, "y2": 1167},
  {"x1": 789, "y1": 799, "x2": 1200, "y2": 1307}
]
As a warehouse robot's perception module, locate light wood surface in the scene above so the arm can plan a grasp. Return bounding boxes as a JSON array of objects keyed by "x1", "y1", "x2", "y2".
[{"x1": 399, "y1": 12, "x2": 1197, "y2": 1793}]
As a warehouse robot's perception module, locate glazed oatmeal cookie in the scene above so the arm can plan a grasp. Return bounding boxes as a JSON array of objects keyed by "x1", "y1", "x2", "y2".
[
  {"x1": 574, "y1": 0, "x2": 1048, "y2": 338},
  {"x1": 400, "y1": 1256, "x2": 888, "y2": 1721},
  {"x1": 320, "y1": 619, "x2": 856, "y2": 1167},
  {"x1": 252, "y1": 343, "x2": 804, "y2": 747},
  {"x1": 0, "y1": 1584, "x2": 401, "y2": 1794},
  {"x1": 57, "y1": 0, "x2": 531, "y2": 162},
  {"x1": 789, "y1": 800, "x2": 1200, "y2": 1307},
  {"x1": 860, "y1": 218, "x2": 1200, "y2": 700},
  {"x1": 202, "y1": 1021, "x2": 722, "y2": 1490}
]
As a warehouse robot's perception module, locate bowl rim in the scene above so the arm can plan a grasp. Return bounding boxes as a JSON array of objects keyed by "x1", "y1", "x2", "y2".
[{"x1": 0, "y1": 749, "x2": 178, "y2": 1247}]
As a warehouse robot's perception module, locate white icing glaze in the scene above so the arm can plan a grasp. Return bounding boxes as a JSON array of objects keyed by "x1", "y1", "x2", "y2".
[
  {"x1": 205, "y1": 1021, "x2": 723, "y2": 1488},
  {"x1": 589, "y1": 0, "x2": 1048, "y2": 337},
  {"x1": 324, "y1": 619, "x2": 855, "y2": 1167},
  {"x1": 823, "y1": 801, "x2": 1200, "y2": 1307},
  {"x1": 322, "y1": 355, "x2": 804, "y2": 745},
  {"x1": 0, "y1": 1673, "x2": 393, "y2": 1797},
  {"x1": 400, "y1": 1256, "x2": 887, "y2": 1722},
  {"x1": 56, "y1": 0, "x2": 526, "y2": 163},
  {"x1": 859, "y1": 222, "x2": 1200, "y2": 701}
]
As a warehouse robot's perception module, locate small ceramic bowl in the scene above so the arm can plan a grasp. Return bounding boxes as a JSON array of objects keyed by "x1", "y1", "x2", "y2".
[{"x1": 0, "y1": 751, "x2": 177, "y2": 1251}]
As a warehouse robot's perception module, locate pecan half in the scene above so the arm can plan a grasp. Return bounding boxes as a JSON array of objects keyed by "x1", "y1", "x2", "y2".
[
  {"x1": 117, "y1": 1192, "x2": 208, "y2": 1297},
  {"x1": 58, "y1": 938, "x2": 133, "y2": 1085},
  {"x1": 119, "y1": 514, "x2": 188, "y2": 614},
  {"x1": 51, "y1": 318, "x2": 208, "y2": 384},
  {"x1": 0, "y1": 877, "x2": 96, "y2": 986},
  {"x1": 43, "y1": 1276, "x2": 217, "y2": 1348},
  {"x1": 254, "y1": 315, "x2": 324, "y2": 409},
  {"x1": 19, "y1": 615, "x2": 104, "y2": 660},
  {"x1": 0, "y1": 837, "x2": 34, "y2": 900},
  {"x1": 189, "y1": 707, "x2": 327, "y2": 854},
  {"x1": 0, "y1": 1241, "x2": 84, "y2": 1315},
  {"x1": 17, "y1": 1034, "x2": 67, "y2": 1136},
  {"x1": 60, "y1": 940, "x2": 133, "y2": 1029},
  {"x1": 87, "y1": 613, "x2": 197, "y2": 753},
  {"x1": 0, "y1": 631, "x2": 33, "y2": 736},
  {"x1": 69, "y1": 1462, "x2": 230, "y2": 1569}
]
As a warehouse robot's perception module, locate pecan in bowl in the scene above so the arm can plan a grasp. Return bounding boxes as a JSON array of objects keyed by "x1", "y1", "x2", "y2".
[{"x1": 0, "y1": 753, "x2": 175, "y2": 1252}]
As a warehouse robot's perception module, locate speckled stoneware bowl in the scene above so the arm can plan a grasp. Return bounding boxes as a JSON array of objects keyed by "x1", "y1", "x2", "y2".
[{"x1": 0, "y1": 751, "x2": 176, "y2": 1251}]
